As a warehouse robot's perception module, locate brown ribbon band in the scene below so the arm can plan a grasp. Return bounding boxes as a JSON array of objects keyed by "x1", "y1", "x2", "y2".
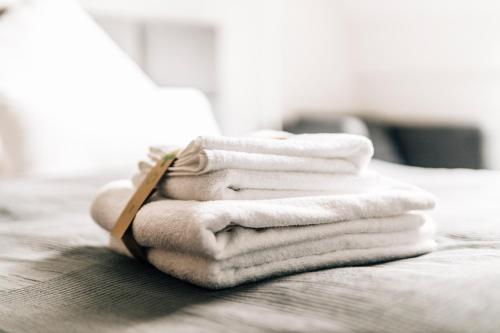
[{"x1": 111, "y1": 151, "x2": 179, "y2": 261}]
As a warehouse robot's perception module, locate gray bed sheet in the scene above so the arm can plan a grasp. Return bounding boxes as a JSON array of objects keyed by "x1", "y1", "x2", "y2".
[{"x1": 1, "y1": 162, "x2": 499, "y2": 333}]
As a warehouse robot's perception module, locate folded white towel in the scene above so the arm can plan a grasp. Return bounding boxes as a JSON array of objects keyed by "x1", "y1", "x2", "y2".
[
  {"x1": 135, "y1": 133, "x2": 375, "y2": 200},
  {"x1": 135, "y1": 168, "x2": 421, "y2": 201},
  {"x1": 145, "y1": 238, "x2": 436, "y2": 289},
  {"x1": 91, "y1": 180, "x2": 435, "y2": 288},
  {"x1": 147, "y1": 133, "x2": 374, "y2": 175}
]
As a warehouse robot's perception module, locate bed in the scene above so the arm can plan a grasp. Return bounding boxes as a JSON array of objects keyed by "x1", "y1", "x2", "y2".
[
  {"x1": 1, "y1": 161, "x2": 499, "y2": 333},
  {"x1": 2, "y1": 1, "x2": 500, "y2": 331}
]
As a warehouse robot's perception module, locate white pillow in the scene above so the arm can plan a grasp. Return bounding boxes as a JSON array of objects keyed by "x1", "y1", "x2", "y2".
[{"x1": 0, "y1": 0, "x2": 219, "y2": 176}]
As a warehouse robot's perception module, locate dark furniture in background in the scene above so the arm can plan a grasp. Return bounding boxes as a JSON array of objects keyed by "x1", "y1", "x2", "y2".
[{"x1": 285, "y1": 116, "x2": 483, "y2": 169}]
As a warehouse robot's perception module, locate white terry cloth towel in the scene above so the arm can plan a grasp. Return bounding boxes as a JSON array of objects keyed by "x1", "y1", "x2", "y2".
[
  {"x1": 135, "y1": 133, "x2": 375, "y2": 200},
  {"x1": 91, "y1": 180, "x2": 436, "y2": 289},
  {"x1": 146, "y1": 133, "x2": 374, "y2": 176},
  {"x1": 134, "y1": 168, "x2": 420, "y2": 201}
]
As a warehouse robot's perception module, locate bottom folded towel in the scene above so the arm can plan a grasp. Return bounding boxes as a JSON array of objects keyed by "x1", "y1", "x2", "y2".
[
  {"x1": 110, "y1": 229, "x2": 435, "y2": 289},
  {"x1": 91, "y1": 180, "x2": 436, "y2": 289}
]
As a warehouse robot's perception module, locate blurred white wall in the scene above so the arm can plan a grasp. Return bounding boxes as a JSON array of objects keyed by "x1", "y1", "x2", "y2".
[
  {"x1": 283, "y1": 0, "x2": 355, "y2": 116},
  {"x1": 82, "y1": 0, "x2": 500, "y2": 168},
  {"x1": 82, "y1": 0, "x2": 283, "y2": 137},
  {"x1": 344, "y1": 0, "x2": 500, "y2": 169},
  {"x1": 284, "y1": 0, "x2": 500, "y2": 168}
]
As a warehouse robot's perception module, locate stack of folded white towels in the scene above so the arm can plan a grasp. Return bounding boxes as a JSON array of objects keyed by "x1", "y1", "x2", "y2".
[{"x1": 91, "y1": 133, "x2": 436, "y2": 289}]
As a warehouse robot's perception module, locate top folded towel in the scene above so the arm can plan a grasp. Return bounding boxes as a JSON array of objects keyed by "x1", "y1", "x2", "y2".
[{"x1": 148, "y1": 133, "x2": 374, "y2": 175}]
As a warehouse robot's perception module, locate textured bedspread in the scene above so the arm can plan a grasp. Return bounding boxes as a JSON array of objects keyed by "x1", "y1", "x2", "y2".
[{"x1": 1, "y1": 162, "x2": 500, "y2": 332}]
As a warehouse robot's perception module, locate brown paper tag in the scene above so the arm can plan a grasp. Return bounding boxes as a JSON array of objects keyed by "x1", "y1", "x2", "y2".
[{"x1": 111, "y1": 150, "x2": 179, "y2": 261}]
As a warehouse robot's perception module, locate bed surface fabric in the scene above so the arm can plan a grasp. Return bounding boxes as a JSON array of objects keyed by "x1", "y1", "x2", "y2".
[{"x1": 1, "y1": 161, "x2": 499, "y2": 332}]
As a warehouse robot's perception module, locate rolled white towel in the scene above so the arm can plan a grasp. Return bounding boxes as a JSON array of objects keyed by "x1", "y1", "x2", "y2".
[{"x1": 91, "y1": 180, "x2": 435, "y2": 289}]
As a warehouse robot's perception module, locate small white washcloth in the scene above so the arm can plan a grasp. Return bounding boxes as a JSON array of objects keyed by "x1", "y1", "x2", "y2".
[{"x1": 91, "y1": 180, "x2": 436, "y2": 289}]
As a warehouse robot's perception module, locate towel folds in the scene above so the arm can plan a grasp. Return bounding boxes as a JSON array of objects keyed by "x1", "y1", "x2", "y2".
[
  {"x1": 91, "y1": 134, "x2": 436, "y2": 288},
  {"x1": 136, "y1": 133, "x2": 375, "y2": 200},
  {"x1": 159, "y1": 134, "x2": 373, "y2": 175},
  {"x1": 91, "y1": 178, "x2": 436, "y2": 289},
  {"x1": 136, "y1": 168, "x2": 424, "y2": 201}
]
